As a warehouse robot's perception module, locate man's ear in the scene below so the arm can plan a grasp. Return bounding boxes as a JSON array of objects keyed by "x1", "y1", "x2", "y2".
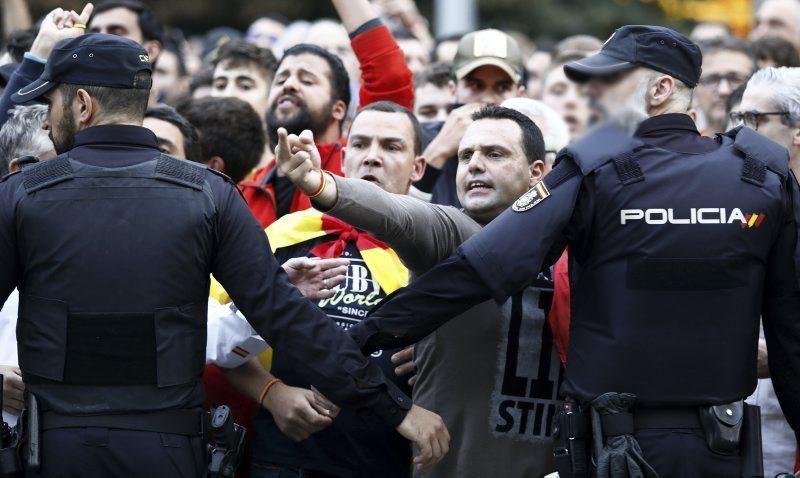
[
  {"x1": 792, "y1": 125, "x2": 800, "y2": 148},
  {"x1": 516, "y1": 84, "x2": 526, "y2": 97},
  {"x1": 448, "y1": 80, "x2": 457, "y2": 95},
  {"x1": 649, "y1": 75, "x2": 675, "y2": 109},
  {"x1": 529, "y1": 159, "x2": 545, "y2": 186},
  {"x1": 331, "y1": 99, "x2": 347, "y2": 123},
  {"x1": 411, "y1": 155, "x2": 426, "y2": 183},
  {"x1": 76, "y1": 89, "x2": 95, "y2": 126},
  {"x1": 205, "y1": 156, "x2": 225, "y2": 174},
  {"x1": 143, "y1": 40, "x2": 162, "y2": 64}
]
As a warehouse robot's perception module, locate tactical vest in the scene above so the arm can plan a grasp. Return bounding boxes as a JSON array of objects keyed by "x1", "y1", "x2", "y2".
[
  {"x1": 14, "y1": 154, "x2": 218, "y2": 414},
  {"x1": 561, "y1": 125, "x2": 791, "y2": 406}
]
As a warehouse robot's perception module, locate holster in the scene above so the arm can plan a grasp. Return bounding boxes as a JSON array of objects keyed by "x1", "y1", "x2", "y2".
[
  {"x1": 698, "y1": 400, "x2": 744, "y2": 455},
  {"x1": 697, "y1": 401, "x2": 763, "y2": 477},
  {"x1": 552, "y1": 400, "x2": 590, "y2": 478}
]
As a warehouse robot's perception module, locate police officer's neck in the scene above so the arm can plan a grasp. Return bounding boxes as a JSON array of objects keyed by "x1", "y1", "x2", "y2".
[
  {"x1": 81, "y1": 117, "x2": 144, "y2": 130},
  {"x1": 647, "y1": 102, "x2": 689, "y2": 118}
]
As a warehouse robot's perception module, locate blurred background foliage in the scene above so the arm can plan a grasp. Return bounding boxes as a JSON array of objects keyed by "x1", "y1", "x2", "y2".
[{"x1": 12, "y1": 0, "x2": 750, "y2": 42}]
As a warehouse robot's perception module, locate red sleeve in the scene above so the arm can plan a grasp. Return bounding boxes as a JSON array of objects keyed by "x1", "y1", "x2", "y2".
[
  {"x1": 350, "y1": 24, "x2": 414, "y2": 110},
  {"x1": 547, "y1": 249, "x2": 571, "y2": 366}
]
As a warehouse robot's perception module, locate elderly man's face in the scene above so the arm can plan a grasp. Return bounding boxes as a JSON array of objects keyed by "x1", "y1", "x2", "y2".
[{"x1": 739, "y1": 85, "x2": 796, "y2": 150}]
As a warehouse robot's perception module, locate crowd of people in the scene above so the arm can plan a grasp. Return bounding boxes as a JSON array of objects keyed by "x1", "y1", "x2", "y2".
[{"x1": 1, "y1": 0, "x2": 800, "y2": 476}]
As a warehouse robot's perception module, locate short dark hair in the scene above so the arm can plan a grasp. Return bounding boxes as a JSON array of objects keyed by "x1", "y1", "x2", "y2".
[
  {"x1": 145, "y1": 104, "x2": 202, "y2": 163},
  {"x1": 214, "y1": 40, "x2": 278, "y2": 81},
  {"x1": 471, "y1": 105, "x2": 545, "y2": 164},
  {"x1": 5, "y1": 28, "x2": 37, "y2": 64},
  {"x1": 92, "y1": 0, "x2": 164, "y2": 44},
  {"x1": 59, "y1": 70, "x2": 152, "y2": 121},
  {"x1": 414, "y1": 62, "x2": 453, "y2": 89},
  {"x1": 177, "y1": 96, "x2": 265, "y2": 183},
  {"x1": 752, "y1": 37, "x2": 800, "y2": 68},
  {"x1": 351, "y1": 101, "x2": 424, "y2": 156},
  {"x1": 279, "y1": 44, "x2": 351, "y2": 110},
  {"x1": 697, "y1": 37, "x2": 754, "y2": 62}
]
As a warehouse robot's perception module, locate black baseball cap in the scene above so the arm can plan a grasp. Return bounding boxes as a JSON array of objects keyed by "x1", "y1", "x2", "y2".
[
  {"x1": 11, "y1": 33, "x2": 152, "y2": 104},
  {"x1": 564, "y1": 25, "x2": 702, "y2": 87}
]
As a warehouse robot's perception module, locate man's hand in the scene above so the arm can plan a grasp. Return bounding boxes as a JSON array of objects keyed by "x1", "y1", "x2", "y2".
[
  {"x1": 392, "y1": 346, "x2": 418, "y2": 387},
  {"x1": 29, "y1": 4, "x2": 93, "y2": 59},
  {"x1": 275, "y1": 128, "x2": 323, "y2": 195},
  {"x1": 263, "y1": 382, "x2": 334, "y2": 442},
  {"x1": 1, "y1": 366, "x2": 24, "y2": 415},
  {"x1": 423, "y1": 103, "x2": 485, "y2": 168},
  {"x1": 311, "y1": 385, "x2": 341, "y2": 419},
  {"x1": 396, "y1": 405, "x2": 449, "y2": 470},
  {"x1": 282, "y1": 257, "x2": 349, "y2": 300}
]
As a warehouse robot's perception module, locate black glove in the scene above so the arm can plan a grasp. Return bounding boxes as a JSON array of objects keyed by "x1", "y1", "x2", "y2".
[{"x1": 591, "y1": 392, "x2": 658, "y2": 478}]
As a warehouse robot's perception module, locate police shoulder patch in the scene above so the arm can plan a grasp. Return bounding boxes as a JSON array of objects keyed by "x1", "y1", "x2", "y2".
[{"x1": 512, "y1": 180, "x2": 550, "y2": 212}]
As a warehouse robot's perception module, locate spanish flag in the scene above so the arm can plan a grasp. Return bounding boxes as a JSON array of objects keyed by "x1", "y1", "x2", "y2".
[{"x1": 210, "y1": 208, "x2": 409, "y2": 303}]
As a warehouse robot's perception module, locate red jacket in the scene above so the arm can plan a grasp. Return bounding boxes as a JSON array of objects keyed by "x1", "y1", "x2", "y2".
[{"x1": 239, "y1": 23, "x2": 414, "y2": 228}]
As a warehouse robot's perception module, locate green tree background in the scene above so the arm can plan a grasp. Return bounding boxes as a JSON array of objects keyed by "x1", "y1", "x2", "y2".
[{"x1": 18, "y1": 0, "x2": 689, "y2": 42}]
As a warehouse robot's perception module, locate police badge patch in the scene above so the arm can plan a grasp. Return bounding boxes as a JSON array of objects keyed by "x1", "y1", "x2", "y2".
[{"x1": 512, "y1": 180, "x2": 550, "y2": 212}]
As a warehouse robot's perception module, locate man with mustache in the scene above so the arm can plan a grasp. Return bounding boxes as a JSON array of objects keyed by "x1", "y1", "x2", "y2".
[{"x1": 239, "y1": 0, "x2": 413, "y2": 228}]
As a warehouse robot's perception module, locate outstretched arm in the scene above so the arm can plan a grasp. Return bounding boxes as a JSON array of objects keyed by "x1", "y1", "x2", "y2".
[
  {"x1": 275, "y1": 128, "x2": 480, "y2": 274},
  {"x1": 350, "y1": 158, "x2": 584, "y2": 353}
]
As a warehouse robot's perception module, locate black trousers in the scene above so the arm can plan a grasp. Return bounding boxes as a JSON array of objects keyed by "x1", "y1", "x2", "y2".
[
  {"x1": 24, "y1": 428, "x2": 206, "y2": 478},
  {"x1": 634, "y1": 428, "x2": 741, "y2": 478}
]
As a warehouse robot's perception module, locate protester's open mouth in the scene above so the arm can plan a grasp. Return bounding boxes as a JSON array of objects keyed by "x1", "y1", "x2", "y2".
[
  {"x1": 277, "y1": 95, "x2": 300, "y2": 109},
  {"x1": 563, "y1": 114, "x2": 579, "y2": 128},
  {"x1": 467, "y1": 180, "x2": 493, "y2": 192},
  {"x1": 361, "y1": 174, "x2": 381, "y2": 185}
]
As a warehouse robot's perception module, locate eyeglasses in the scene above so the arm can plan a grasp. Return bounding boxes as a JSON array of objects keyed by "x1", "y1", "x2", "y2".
[
  {"x1": 699, "y1": 73, "x2": 750, "y2": 89},
  {"x1": 728, "y1": 110, "x2": 790, "y2": 129}
]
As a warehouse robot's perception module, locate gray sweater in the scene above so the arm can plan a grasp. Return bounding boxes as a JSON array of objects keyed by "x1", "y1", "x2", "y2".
[{"x1": 319, "y1": 176, "x2": 560, "y2": 478}]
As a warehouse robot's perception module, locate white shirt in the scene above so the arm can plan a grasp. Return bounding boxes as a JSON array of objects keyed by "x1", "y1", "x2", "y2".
[{"x1": 0, "y1": 289, "x2": 19, "y2": 427}]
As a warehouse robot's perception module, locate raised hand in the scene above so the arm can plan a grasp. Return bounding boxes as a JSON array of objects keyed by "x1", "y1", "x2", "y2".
[
  {"x1": 275, "y1": 127, "x2": 323, "y2": 195},
  {"x1": 30, "y1": 3, "x2": 94, "y2": 59}
]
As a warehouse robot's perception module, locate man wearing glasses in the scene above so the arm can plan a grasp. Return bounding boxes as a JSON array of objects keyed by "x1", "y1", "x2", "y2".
[
  {"x1": 735, "y1": 67, "x2": 800, "y2": 178},
  {"x1": 695, "y1": 37, "x2": 755, "y2": 134}
]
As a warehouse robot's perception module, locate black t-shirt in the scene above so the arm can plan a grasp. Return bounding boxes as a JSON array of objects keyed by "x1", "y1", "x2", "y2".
[
  {"x1": 250, "y1": 235, "x2": 412, "y2": 478},
  {"x1": 274, "y1": 175, "x2": 296, "y2": 220}
]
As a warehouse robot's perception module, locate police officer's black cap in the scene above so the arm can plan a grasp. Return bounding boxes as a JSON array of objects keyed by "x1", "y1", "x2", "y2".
[
  {"x1": 564, "y1": 25, "x2": 702, "y2": 87},
  {"x1": 11, "y1": 33, "x2": 153, "y2": 104}
]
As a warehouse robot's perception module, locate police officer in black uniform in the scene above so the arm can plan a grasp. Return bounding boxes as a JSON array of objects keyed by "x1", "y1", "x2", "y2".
[
  {"x1": 348, "y1": 26, "x2": 800, "y2": 477},
  {"x1": 0, "y1": 34, "x2": 448, "y2": 477}
]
